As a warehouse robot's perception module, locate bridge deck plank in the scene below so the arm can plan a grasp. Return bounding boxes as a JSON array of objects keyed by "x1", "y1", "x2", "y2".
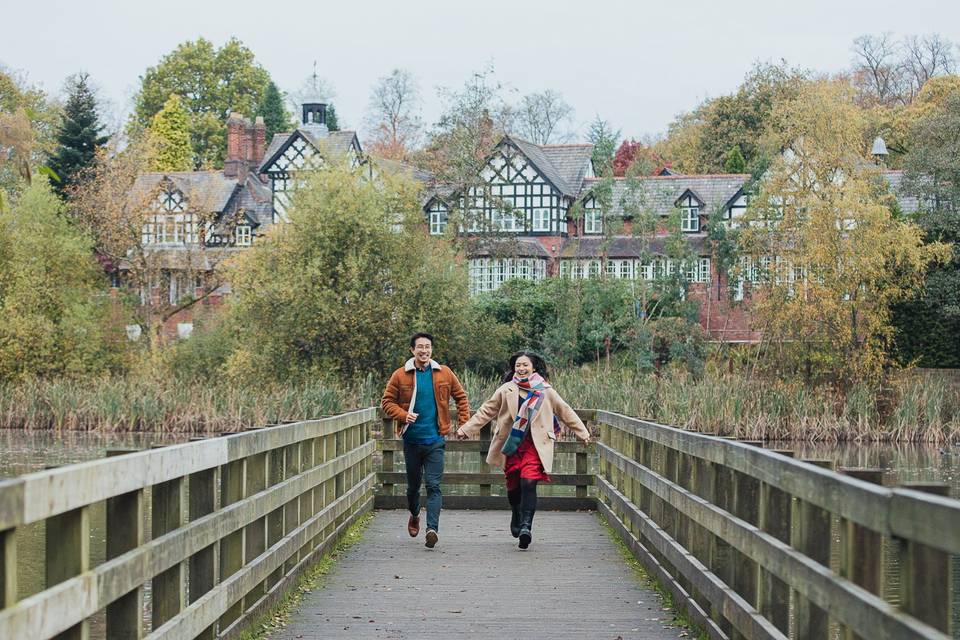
[{"x1": 272, "y1": 510, "x2": 684, "y2": 640}]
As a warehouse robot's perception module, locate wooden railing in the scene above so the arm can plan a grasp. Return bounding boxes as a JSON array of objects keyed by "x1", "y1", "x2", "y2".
[
  {"x1": 374, "y1": 413, "x2": 595, "y2": 511},
  {"x1": 0, "y1": 408, "x2": 376, "y2": 640},
  {"x1": 595, "y1": 410, "x2": 959, "y2": 640}
]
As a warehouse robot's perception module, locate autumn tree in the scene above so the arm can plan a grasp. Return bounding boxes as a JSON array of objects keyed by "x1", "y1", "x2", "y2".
[
  {"x1": 659, "y1": 61, "x2": 808, "y2": 173},
  {"x1": 130, "y1": 38, "x2": 271, "y2": 168},
  {"x1": 0, "y1": 67, "x2": 60, "y2": 207},
  {"x1": 364, "y1": 68, "x2": 423, "y2": 160},
  {"x1": 0, "y1": 179, "x2": 123, "y2": 380},
  {"x1": 850, "y1": 32, "x2": 957, "y2": 106},
  {"x1": 739, "y1": 80, "x2": 947, "y2": 387},
  {"x1": 48, "y1": 73, "x2": 108, "y2": 199},
  {"x1": 512, "y1": 89, "x2": 573, "y2": 144},
  {"x1": 613, "y1": 139, "x2": 669, "y2": 176},
  {"x1": 226, "y1": 164, "x2": 469, "y2": 379},
  {"x1": 69, "y1": 138, "x2": 237, "y2": 347},
  {"x1": 147, "y1": 94, "x2": 193, "y2": 171}
]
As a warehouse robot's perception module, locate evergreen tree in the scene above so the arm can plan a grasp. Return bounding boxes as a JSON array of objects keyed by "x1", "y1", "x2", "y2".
[
  {"x1": 723, "y1": 145, "x2": 747, "y2": 173},
  {"x1": 325, "y1": 103, "x2": 340, "y2": 131},
  {"x1": 587, "y1": 116, "x2": 619, "y2": 176},
  {"x1": 48, "y1": 73, "x2": 107, "y2": 199},
  {"x1": 256, "y1": 81, "x2": 291, "y2": 140},
  {"x1": 148, "y1": 94, "x2": 193, "y2": 171}
]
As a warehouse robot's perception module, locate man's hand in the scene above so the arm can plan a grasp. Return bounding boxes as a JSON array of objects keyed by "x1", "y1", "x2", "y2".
[{"x1": 405, "y1": 411, "x2": 418, "y2": 424}]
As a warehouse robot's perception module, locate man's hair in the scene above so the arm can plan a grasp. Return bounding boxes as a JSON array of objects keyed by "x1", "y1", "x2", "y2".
[{"x1": 410, "y1": 332, "x2": 435, "y2": 348}]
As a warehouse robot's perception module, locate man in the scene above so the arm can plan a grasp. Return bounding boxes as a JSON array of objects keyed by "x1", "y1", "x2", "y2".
[{"x1": 381, "y1": 332, "x2": 470, "y2": 548}]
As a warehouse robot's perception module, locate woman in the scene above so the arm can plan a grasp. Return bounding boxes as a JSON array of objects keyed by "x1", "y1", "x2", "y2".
[{"x1": 456, "y1": 351, "x2": 591, "y2": 549}]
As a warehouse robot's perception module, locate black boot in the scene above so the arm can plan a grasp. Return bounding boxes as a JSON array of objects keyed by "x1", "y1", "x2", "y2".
[
  {"x1": 518, "y1": 509, "x2": 535, "y2": 549},
  {"x1": 507, "y1": 489, "x2": 522, "y2": 538}
]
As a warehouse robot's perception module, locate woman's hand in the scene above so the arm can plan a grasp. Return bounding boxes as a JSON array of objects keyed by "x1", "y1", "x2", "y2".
[{"x1": 456, "y1": 428, "x2": 469, "y2": 440}]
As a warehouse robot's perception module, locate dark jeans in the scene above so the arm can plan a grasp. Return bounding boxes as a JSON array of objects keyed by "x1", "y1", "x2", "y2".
[{"x1": 403, "y1": 439, "x2": 445, "y2": 532}]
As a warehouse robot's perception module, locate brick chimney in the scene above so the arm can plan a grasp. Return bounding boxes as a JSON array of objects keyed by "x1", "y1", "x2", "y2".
[
  {"x1": 251, "y1": 116, "x2": 266, "y2": 171},
  {"x1": 224, "y1": 112, "x2": 246, "y2": 178}
]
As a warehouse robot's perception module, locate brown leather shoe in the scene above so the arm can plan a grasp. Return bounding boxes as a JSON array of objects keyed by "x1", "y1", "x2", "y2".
[
  {"x1": 407, "y1": 513, "x2": 420, "y2": 537},
  {"x1": 425, "y1": 529, "x2": 438, "y2": 548}
]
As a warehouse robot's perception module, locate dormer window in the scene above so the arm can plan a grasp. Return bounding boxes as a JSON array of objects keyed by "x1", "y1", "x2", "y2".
[
  {"x1": 142, "y1": 186, "x2": 196, "y2": 245},
  {"x1": 235, "y1": 225, "x2": 252, "y2": 247},
  {"x1": 676, "y1": 192, "x2": 703, "y2": 233}
]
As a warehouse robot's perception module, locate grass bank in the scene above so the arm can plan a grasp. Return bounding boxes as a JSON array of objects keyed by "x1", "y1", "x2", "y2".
[{"x1": 1, "y1": 367, "x2": 957, "y2": 442}]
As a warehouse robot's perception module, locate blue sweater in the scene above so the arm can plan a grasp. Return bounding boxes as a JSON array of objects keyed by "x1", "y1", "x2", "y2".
[{"x1": 404, "y1": 368, "x2": 442, "y2": 444}]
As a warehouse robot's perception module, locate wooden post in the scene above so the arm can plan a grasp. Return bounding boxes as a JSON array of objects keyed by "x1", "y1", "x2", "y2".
[
  {"x1": 244, "y1": 452, "x2": 267, "y2": 610},
  {"x1": 219, "y1": 458, "x2": 245, "y2": 628},
  {"x1": 0, "y1": 527, "x2": 14, "y2": 609},
  {"x1": 758, "y1": 449, "x2": 793, "y2": 635},
  {"x1": 187, "y1": 460, "x2": 218, "y2": 640},
  {"x1": 151, "y1": 472, "x2": 185, "y2": 629},
  {"x1": 105, "y1": 448, "x2": 144, "y2": 640},
  {"x1": 284, "y1": 443, "x2": 302, "y2": 573},
  {"x1": 266, "y1": 446, "x2": 285, "y2": 589},
  {"x1": 900, "y1": 482, "x2": 951, "y2": 634},
  {"x1": 837, "y1": 468, "x2": 884, "y2": 640},
  {"x1": 576, "y1": 449, "x2": 588, "y2": 499},
  {"x1": 792, "y1": 458, "x2": 834, "y2": 640},
  {"x1": 46, "y1": 505, "x2": 90, "y2": 640},
  {"x1": 731, "y1": 468, "x2": 760, "y2": 622}
]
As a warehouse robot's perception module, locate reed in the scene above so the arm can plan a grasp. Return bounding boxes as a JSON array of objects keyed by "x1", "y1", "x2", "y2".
[{"x1": 0, "y1": 367, "x2": 956, "y2": 442}]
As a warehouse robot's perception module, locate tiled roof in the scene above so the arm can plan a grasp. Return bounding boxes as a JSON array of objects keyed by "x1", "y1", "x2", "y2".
[
  {"x1": 507, "y1": 137, "x2": 594, "y2": 198},
  {"x1": 131, "y1": 172, "x2": 239, "y2": 212},
  {"x1": 881, "y1": 170, "x2": 921, "y2": 214},
  {"x1": 560, "y1": 235, "x2": 708, "y2": 258},
  {"x1": 581, "y1": 174, "x2": 749, "y2": 217},
  {"x1": 236, "y1": 174, "x2": 273, "y2": 228},
  {"x1": 540, "y1": 144, "x2": 595, "y2": 195},
  {"x1": 368, "y1": 156, "x2": 435, "y2": 183},
  {"x1": 464, "y1": 237, "x2": 552, "y2": 258}
]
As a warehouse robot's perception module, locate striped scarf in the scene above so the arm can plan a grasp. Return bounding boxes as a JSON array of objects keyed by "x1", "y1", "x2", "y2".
[{"x1": 501, "y1": 373, "x2": 560, "y2": 456}]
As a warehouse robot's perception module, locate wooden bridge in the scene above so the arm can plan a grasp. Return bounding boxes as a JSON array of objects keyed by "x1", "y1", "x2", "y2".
[{"x1": 0, "y1": 408, "x2": 957, "y2": 639}]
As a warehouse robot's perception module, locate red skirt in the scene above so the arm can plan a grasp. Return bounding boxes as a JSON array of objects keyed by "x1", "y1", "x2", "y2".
[{"x1": 503, "y1": 435, "x2": 551, "y2": 491}]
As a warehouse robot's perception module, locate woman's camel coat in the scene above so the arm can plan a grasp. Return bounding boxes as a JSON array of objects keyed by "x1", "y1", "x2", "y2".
[{"x1": 458, "y1": 381, "x2": 590, "y2": 474}]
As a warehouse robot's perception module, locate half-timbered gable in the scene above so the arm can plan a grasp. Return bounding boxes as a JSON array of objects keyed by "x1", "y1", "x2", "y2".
[{"x1": 260, "y1": 127, "x2": 363, "y2": 224}]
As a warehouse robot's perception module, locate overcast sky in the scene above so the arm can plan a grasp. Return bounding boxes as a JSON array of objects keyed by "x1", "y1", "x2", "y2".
[{"x1": 4, "y1": 0, "x2": 960, "y2": 143}]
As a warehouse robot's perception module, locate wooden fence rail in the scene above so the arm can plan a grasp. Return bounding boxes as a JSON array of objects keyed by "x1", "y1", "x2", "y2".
[
  {"x1": 595, "y1": 410, "x2": 958, "y2": 640},
  {"x1": 0, "y1": 408, "x2": 377, "y2": 640}
]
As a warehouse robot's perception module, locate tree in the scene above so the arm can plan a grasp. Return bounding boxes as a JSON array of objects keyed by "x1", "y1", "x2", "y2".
[
  {"x1": 901, "y1": 34, "x2": 956, "y2": 102},
  {"x1": 739, "y1": 81, "x2": 948, "y2": 387},
  {"x1": 325, "y1": 103, "x2": 340, "y2": 131},
  {"x1": 613, "y1": 139, "x2": 669, "y2": 176},
  {"x1": 48, "y1": 73, "x2": 108, "y2": 199},
  {"x1": 892, "y1": 88, "x2": 960, "y2": 366},
  {"x1": 286, "y1": 69, "x2": 336, "y2": 117},
  {"x1": 131, "y1": 38, "x2": 271, "y2": 168},
  {"x1": 147, "y1": 94, "x2": 193, "y2": 172},
  {"x1": 586, "y1": 116, "x2": 619, "y2": 176},
  {"x1": 0, "y1": 179, "x2": 122, "y2": 381},
  {"x1": 226, "y1": 164, "x2": 469, "y2": 379},
  {"x1": 0, "y1": 67, "x2": 60, "y2": 205},
  {"x1": 364, "y1": 68, "x2": 423, "y2": 161},
  {"x1": 850, "y1": 33, "x2": 903, "y2": 106},
  {"x1": 659, "y1": 61, "x2": 808, "y2": 173},
  {"x1": 256, "y1": 81, "x2": 293, "y2": 140},
  {"x1": 69, "y1": 138, "x2": 236, "y2": 347},
  {"x1": 723, "y1": 145, "x2": 747, "y2": 173},
  {"x1": 512, "y1": 90, "x2": 573, "y2": 144},
  {"x1": 417, "y1": 65, "x2": 512, "y2": 187}
]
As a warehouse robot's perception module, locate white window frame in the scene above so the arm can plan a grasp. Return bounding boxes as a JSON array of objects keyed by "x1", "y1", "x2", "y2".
[{"x1": 235, "y1": 225, "x2": 252, "y2": 247}]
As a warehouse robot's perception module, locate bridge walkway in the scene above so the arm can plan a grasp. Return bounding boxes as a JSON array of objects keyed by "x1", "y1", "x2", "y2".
[{"x1": 273, "y1": 510, "x2": 684, "y2": 640}]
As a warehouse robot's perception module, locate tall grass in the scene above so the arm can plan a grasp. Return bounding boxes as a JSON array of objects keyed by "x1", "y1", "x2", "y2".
[{"x1": 1, "y1": 367, "x2": 957, "y2": 442}]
